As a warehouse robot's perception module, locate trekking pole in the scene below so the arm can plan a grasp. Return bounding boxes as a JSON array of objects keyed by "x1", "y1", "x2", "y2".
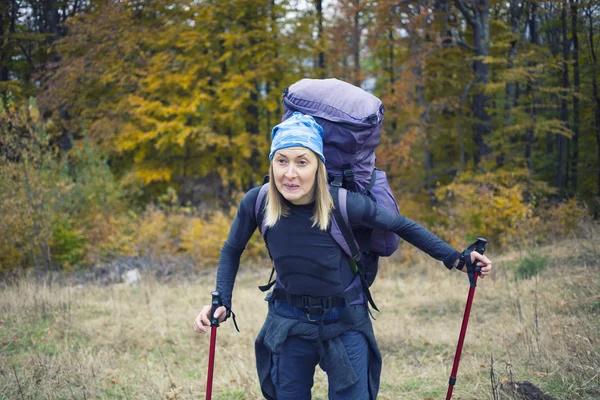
[
  {"x1": 206, "y1": 291, "x2": 222, "y2": 400},
  {"x1": 446, "y1": 237, "x2": 488, "y2": 400}
]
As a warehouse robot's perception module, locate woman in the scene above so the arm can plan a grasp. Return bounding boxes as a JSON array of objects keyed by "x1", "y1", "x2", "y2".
[{"x1": 193, "y1": 112, "x2": 492, "y2": 399}]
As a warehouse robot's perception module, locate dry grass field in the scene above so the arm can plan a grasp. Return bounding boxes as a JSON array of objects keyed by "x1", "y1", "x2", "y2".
[{"x1": 1, "y1": 233, "x2": 599, "y2": 399}]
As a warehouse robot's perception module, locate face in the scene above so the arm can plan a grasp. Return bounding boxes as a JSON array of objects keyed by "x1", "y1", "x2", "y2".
[{"x1": 272, "y1": 147, "x2": 319, "y2": 205}]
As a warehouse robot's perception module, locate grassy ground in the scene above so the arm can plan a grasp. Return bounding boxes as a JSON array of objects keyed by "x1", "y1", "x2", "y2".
[{"x1": 1, "y1": 236, "x2": 599, "y2": 399}]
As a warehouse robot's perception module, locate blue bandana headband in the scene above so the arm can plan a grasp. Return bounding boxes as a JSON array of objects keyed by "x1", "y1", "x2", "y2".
[{"x1": 269, "y1": 112, "x2": 325, "y2": 164}]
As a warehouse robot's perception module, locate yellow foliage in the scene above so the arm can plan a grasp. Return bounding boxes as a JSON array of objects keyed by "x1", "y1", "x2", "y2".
[
  {"x1": 475, "y1": 55, "x2": 507, "y2": 65},
  {"x1": 484, "y1": 82, "x2": 508, "y2": 94},
  {"x1": 134, "y1": 165, "x2": 174, "y2": 184},
  {"x1": 82, "y1": 208, "x2": 138, "y2": 263},
  {"x1": 433, "y1": 170, "x2": 539, "y2": 249},
  {"x1": 535, "y1": 119, "x2": 573, "y2": 138},
  {"x1": 430, "y1": 169, "x2": 588, "y2": 250},
  {"x1": 136, "y1": 207, "x2": 187, "y2": 257},
  {"x1": 130, "y1": 199, "x2": 267, "y2": 269},
  {"x1": 181, "y1": 211, "x2": 230, "y2": 262},
  {"x1": 527, "y1": 199, "x2": 588, "y2": 244}
]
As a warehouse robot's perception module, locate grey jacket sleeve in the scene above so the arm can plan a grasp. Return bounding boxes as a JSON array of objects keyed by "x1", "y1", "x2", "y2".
[{"x1": 345, "y1": 191, "x2": 460, "y2": 269}]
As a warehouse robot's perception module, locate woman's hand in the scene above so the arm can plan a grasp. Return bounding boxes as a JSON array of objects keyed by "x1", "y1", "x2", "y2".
[
  {"x1": 193, "y1": 305, "x2": 227, "y2": 334},
  {"x1": 456, "y1": 251, "x2": 492, "y2": 278}
]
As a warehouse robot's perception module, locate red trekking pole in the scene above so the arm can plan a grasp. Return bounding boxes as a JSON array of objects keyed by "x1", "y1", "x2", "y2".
[
  {"x1": 446, "y1": 238, "x2": 488, "y2": 400},
  {"x1": 206, "y1": 291, "x2": 222, "y2": 400}
]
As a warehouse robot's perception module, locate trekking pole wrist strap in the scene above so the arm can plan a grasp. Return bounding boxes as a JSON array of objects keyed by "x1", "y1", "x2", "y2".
[
  {"x1": 211, "y1": 291, "x2": 240, "y2": 332},
  {"x1": 222, "y1": 305, "x2": 240, "y2": 332},
  {"x1": 455, "y1": 252, "x2": 467, "y2": 271}
]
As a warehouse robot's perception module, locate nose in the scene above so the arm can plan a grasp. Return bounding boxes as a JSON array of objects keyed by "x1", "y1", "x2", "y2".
[{"x1": 284, "y1": 164, "x2": 297, "y2": 179}]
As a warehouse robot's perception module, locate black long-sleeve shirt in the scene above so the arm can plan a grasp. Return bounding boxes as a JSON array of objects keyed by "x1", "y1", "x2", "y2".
[{"x1": 215, "y1": 186, "x2": 460, "y2": 308}]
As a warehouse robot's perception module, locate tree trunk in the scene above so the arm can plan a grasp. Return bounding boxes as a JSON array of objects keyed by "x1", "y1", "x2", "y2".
[
  {"x1": 242, "y1": 6, "x2": 262, "y2": 188},
  {"x1": 412, "y1": 34, "x2": 432, "y2": 194},
  {"x1": 0, "y1": 3, "x2": 8, "y2": 84},
  {"x1": 388, "y1": 28, "x2": 395, "y2": 90},
  {"x1": 595, "y1": 72, "x2": 600, "y2": 218},
  {"x1": 502, "y1": 0, "x2": 521, "y2": 168},
  {"x1": 455, "y1": 0, "x2": 493, "y2": 167},
  {"x1": 247, "y1": 84, "x2": 259, "y2": 135},
  {"x1": 458, "y1": 81, "x2": 475, "y2": 172},
  {"x1": 504, "y1": 0, "x2": 520, "y2": 128},
  {"x1": 352, "y1": 0, "x2": 361, "y2": 86},
  {"x1": 267, "y1": 0, "x2": 280, "y2": 133},
  {"x1": 43, "y1": 0, "x2": 58, "y2": 39},
  {"x1": 587, "y1": 6, "x2": 600, "y2": 218},
  {"x1": 41, "y1": 0, "x2": 59, "y2": 68},
  {"x1": 544, "y1": 1, "x2": 561, "y2": 57},
  {"x1": 525, "y1": 2, "x2": 540, "y2": 174},
  {"x1": 0, "y1": 0, "x2": 19, "y2": 86},
  {"x1": 544, "y1": 2, "x2": 561, "y2": 157},
  {"x1": 558, "y1": 4, "x2": 569, "y2": 198},
  {"x1": 569, "y1": 0, "x2": 580, "y2": 193},
  {"x1": 315, "y1": 0, "x2": 325, "y2": 77},
  {"x1": 388, "y1": 27, "x2": 397, "y2": 132}
]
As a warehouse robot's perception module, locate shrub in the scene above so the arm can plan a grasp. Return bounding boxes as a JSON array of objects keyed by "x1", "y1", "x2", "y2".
[
  {"x1": 138, "y1": 189, "x2": 268, "y2": 269},
  {"x1": 50, "y1": 219, "x2": 86, "y2": 270},
  {"x1": 509, "y1": 252, "x2": 549, "y2": 280},
  {"x1": 432, "y1": 169, "x2": 534, "y2": 249},
  {"x1": 0, "y1": 96, "x2": 62, "y2": 271},
  {"x1": 81, "y1": 208, "x2": 138, "y2": 263},
  {"x1": 0, "y1": 96, "x2": 129, "y2": 271},
  {"x1": 65, "y1": 136, "x2": 124, "y2": 217},
  {"x1": 431, "y1": 169, "x2": 586, "y2": 250},
  {"x1": 531, "y1": 198, "x2": 588, "y2": 243}
]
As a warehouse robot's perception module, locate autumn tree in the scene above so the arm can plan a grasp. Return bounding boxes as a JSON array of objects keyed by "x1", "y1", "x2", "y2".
[
  {"x1": 453, "y1": 0, "x2": 493, "y2": 168},
  {"x1": 0, "y1": 0, "x2": 86, "y2": 100},
  {"x1": 40, "y1": 0, "x2": 315, "y2": 205}
]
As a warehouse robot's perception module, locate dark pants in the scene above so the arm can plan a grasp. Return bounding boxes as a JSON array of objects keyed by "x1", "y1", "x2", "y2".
[{"x1": 270, "y1": 301, "x2": 369, "y2": 400}]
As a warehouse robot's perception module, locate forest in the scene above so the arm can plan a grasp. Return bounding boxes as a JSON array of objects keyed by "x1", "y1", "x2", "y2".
[{"x1": 1, "y1": 0, "x2": 599, "y2": 271}]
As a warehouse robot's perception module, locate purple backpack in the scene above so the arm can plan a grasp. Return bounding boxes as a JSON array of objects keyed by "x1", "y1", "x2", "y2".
[{"x1": 256, "y1": 78, "x2": 401, "y2": 292}]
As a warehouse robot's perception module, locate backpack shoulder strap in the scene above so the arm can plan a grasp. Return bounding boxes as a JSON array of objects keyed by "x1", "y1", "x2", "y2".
[
  {"x1": 254, "y1": 183, "x2": 269, "y2": 237},
  {"x1": 329, "y1": 186, "x2": 380, "y2": 312},
  {"x1": 255, "y1": 183, "x2": 276, "y2": 292},
  {"x1": 329, "y1": 186, "x2": 360, "y2": 261}
]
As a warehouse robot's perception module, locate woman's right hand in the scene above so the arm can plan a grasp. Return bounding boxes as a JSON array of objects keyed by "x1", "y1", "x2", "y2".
[{"x1": 193, "y1": 305, "x2": 227, "y2": 334}]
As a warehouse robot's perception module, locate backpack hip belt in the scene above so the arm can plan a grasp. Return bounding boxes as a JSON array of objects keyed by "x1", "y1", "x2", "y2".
[{"x1": 268, "y1": 285, "x2": 363, "y2": 316}]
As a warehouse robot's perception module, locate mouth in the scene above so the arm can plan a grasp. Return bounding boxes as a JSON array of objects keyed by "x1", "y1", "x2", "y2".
[{"x1": 283, "y1": 183, "x2": 300, "y2": 191}]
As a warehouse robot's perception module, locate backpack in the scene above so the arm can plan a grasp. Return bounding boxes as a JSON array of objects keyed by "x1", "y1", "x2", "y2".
[{"x1": 255, "y1": 78, "x2": 402, "y2": 309}]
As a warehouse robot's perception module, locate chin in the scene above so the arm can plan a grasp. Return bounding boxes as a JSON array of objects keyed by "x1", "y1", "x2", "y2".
[{"x1": 283, "y1": 193, "x2": 302, "y2": 202}]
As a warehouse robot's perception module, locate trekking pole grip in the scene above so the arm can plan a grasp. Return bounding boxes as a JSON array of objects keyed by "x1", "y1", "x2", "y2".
[
  {"x1": 473, "y1": 237, "x2": 488, "y2": 273},
  {"x1": 465, "y1": 238, "x2": 488, "y2": 288},
  {"x1": 474, "y1": 237, "x2": 488, "y2": 257},
  {"x1": 210, "y1": 291, "x2": 223, "y2": 327}
]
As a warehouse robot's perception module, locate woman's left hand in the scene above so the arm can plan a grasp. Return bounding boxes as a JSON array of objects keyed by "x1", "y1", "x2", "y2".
[{"x1": 457, "y1": 251, "x2": 492, "y2": 278}]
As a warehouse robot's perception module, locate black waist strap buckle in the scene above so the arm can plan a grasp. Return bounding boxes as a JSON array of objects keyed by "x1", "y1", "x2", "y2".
[
  {"x1": 301, "y1": 295, "x2": 333, "y2": 310},
  {"x1": 300, "y1": 296, "x2": 335, "y2": 322}
]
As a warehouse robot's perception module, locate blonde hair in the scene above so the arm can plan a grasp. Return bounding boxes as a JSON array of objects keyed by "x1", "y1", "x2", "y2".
[{"x1": 264, "y1": 158, "x2": 333, "y2": 231}]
